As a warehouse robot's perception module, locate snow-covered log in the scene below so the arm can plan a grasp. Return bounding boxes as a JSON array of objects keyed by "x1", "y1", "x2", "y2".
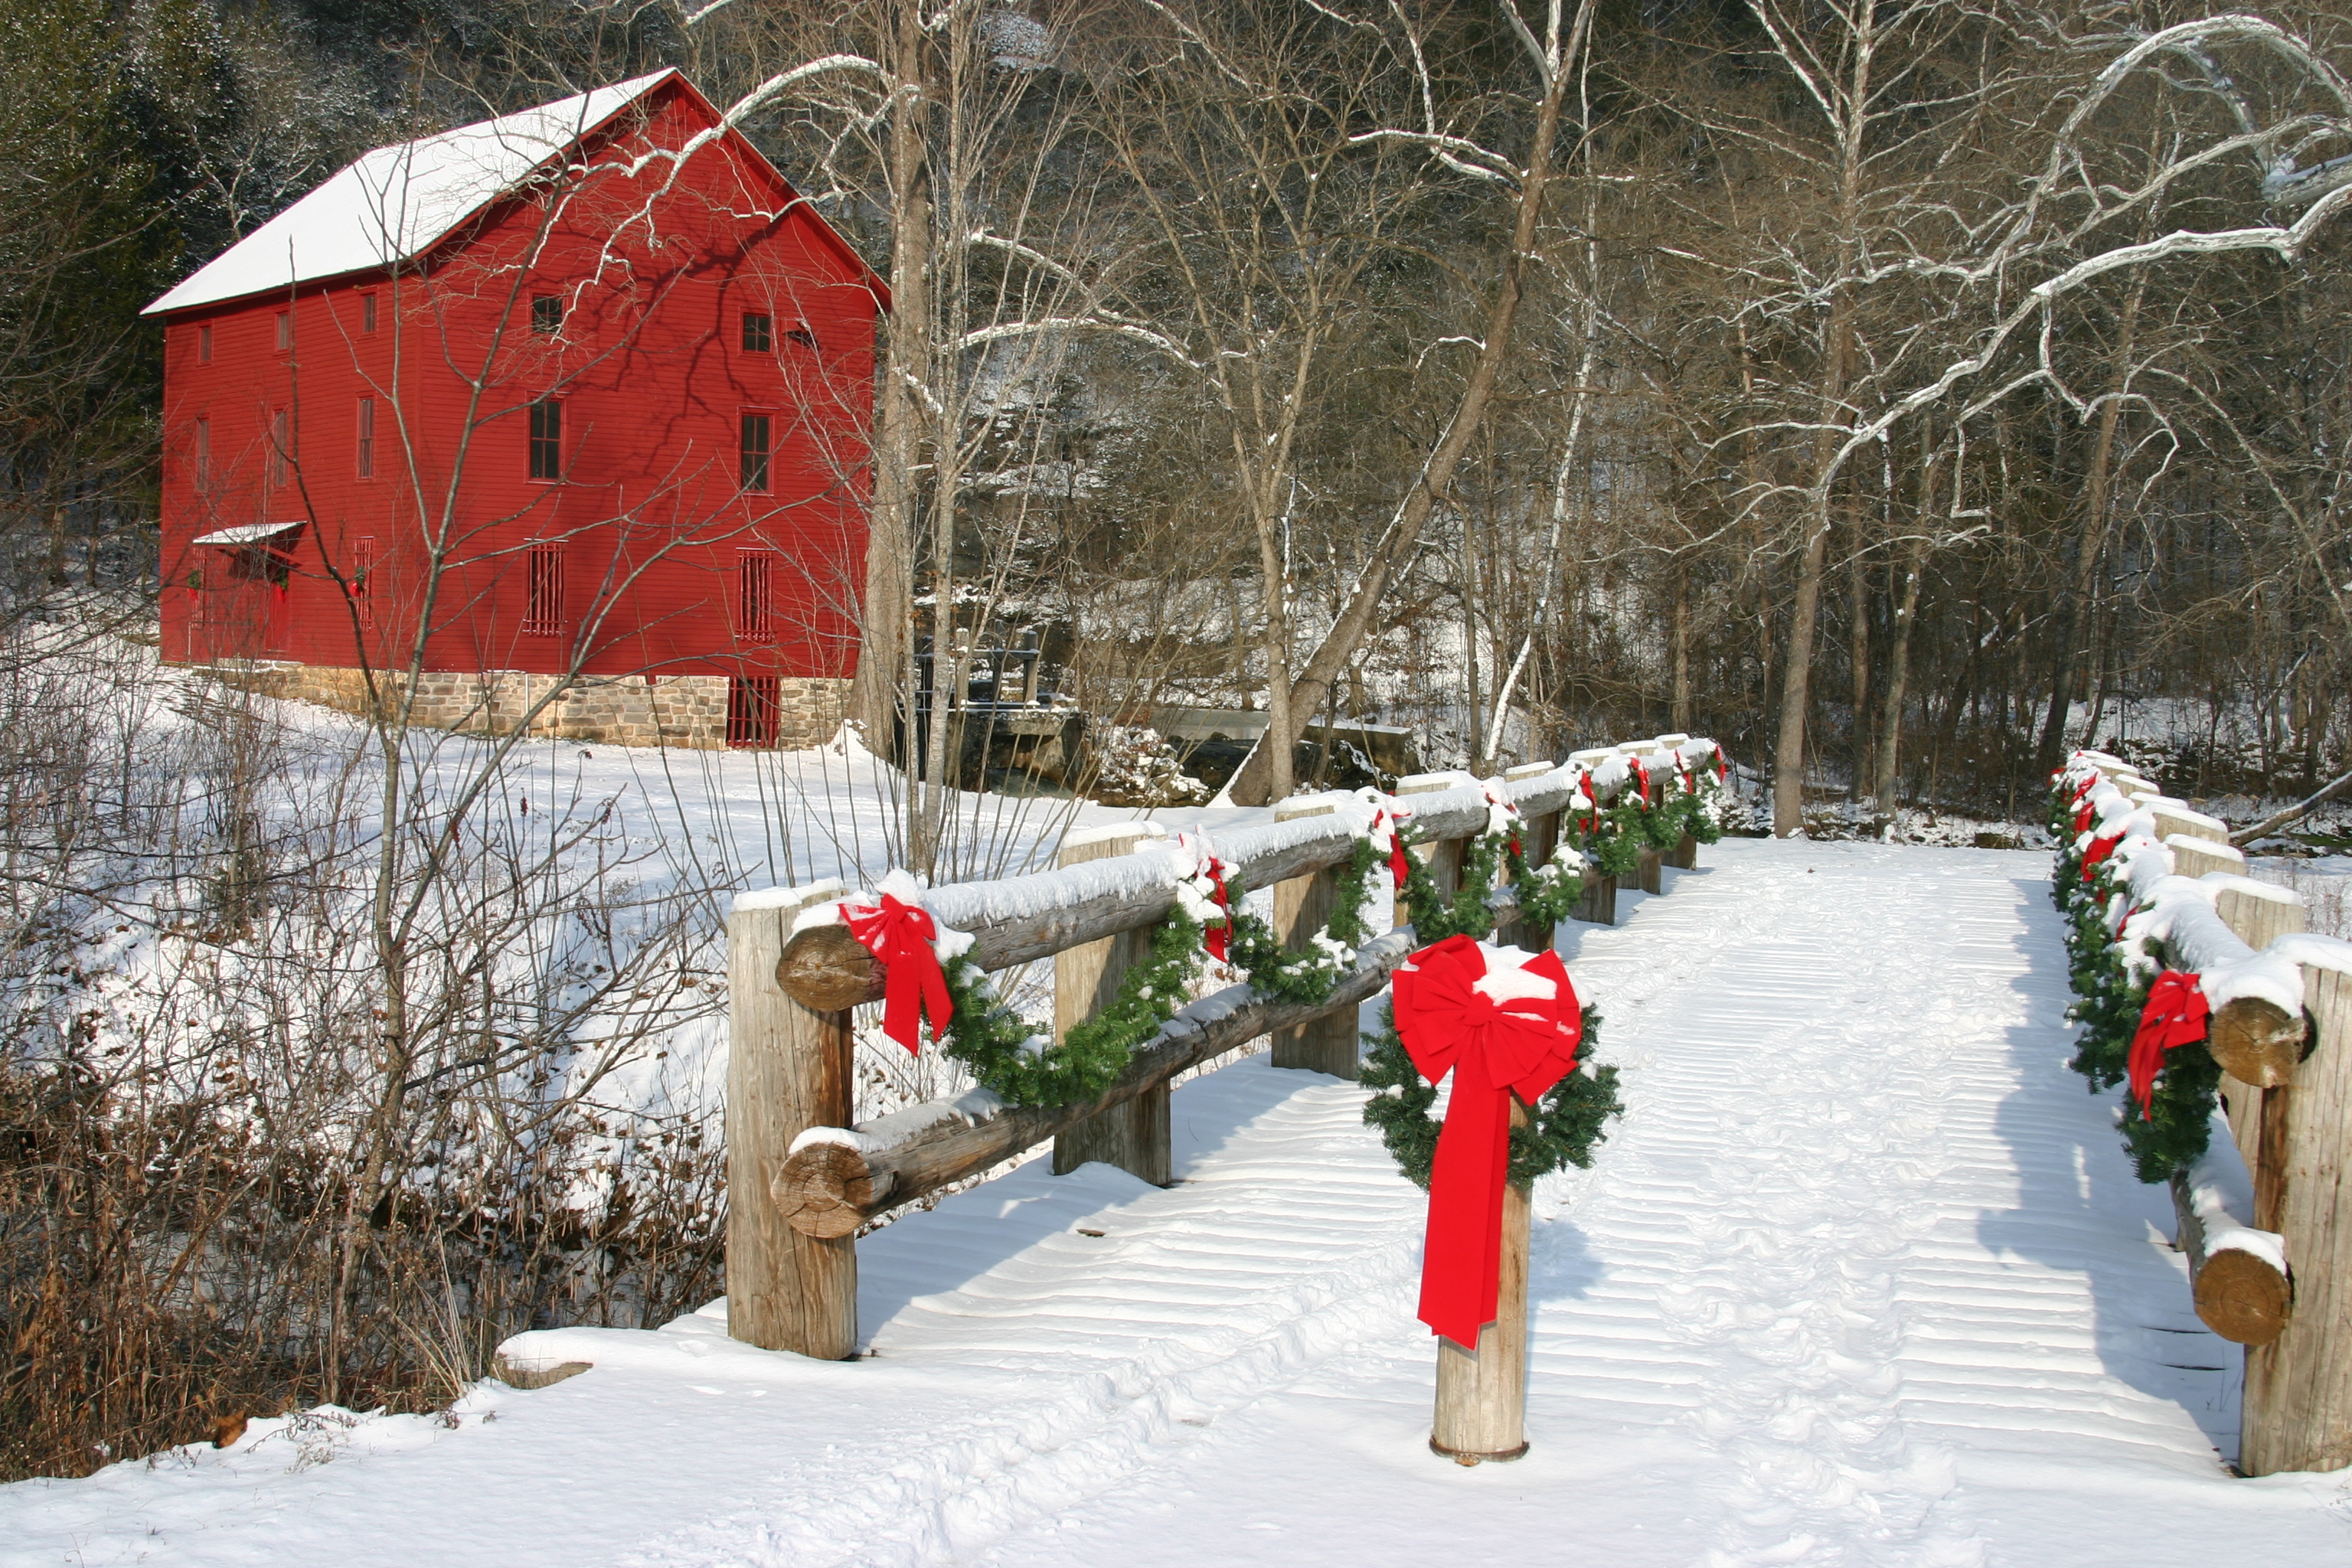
[
  {"x1": 764, "y1": 755, "x2": 1675, "y2": 1008},
  {"x1": 2128, "y1": 875, "x2": 2309, "y2": 1089},
  {"x1": 2169, "y1": 1117, "x2": 2291, "y2": 1346}
]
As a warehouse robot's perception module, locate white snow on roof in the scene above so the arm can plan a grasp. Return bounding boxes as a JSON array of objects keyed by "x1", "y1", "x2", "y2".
[
  {"x1": 144, "y1": 70, "x2": 677, "y2": 316},
  {"x1": 191, "y1": 521, "x2": 304, "y2": 546}
]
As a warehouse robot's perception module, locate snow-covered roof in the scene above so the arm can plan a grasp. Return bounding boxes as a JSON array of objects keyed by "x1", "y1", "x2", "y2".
[
  {"x1": 191, "y1": 521, "x2": 303, "y2": 547},
  {"x1": 144, "y1": 70, "x2": 678, "y2": 316}
]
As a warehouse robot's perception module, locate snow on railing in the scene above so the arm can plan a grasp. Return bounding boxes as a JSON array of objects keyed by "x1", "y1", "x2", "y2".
[{"x1": 2055, "y1": 749, "x2": 2352, "y2": 1477}]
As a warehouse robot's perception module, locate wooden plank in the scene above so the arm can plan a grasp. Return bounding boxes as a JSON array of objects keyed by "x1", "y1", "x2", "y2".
[
  {"x1": 726, "y1": 886, "x2": 858, "y2": 1359},
  {"x1": 2242, "y1": 963, "x2": 2352, "y2": 1475},
  {"x1": 1053, "y1": 826, "x2": 1169, "y2": 1185},
  {"x1": 1625, "y1": 844, "x2": 1661, "y2": 897},
  {"x1": 1430, "y1": 1102, "x2": 1531, "y2": 1463},
  {"x1": 2215, "y1": 885, "x2": 2308, "y2": 1171},
  {"x1": 1668, "y1": 832, "x2": 1697, "y2": 871},
  {"x1": 1271, "y1": 799, "x2": 1357, "y2": 1078}
]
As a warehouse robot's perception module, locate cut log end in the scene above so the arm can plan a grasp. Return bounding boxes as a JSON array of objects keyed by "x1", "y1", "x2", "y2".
[
  {"x1": 2194, "y1": 1247, "x2": 2292, "y2": 1346},
  {"x1": 776, "y1": 924, "x2": 884, "y2": 1012},
  {"x1": 2208, "y1": 998, "x2": 2307, "y2": 1089},
  {"x1": 773, "y1": 1142, "x2": 893, "y2": 1239}
]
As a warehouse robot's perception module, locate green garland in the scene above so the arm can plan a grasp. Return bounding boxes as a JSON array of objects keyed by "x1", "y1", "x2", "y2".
[
  {"x1": 2046, "y1": 769, "x2": 2219, "y2": 1183},
  {"x1": 931, "y1": 769, "x2": 1721, "y2": 1116},
  {"x1": 1396, "y1": 828, "x2": 1511, "y2": 943},
  {"x1": 1359, "y1": 999, "x2": 1624, "y2": 1187},
  {"x1": 940, "y1": 908, "x2": 1209, "y2": 1106},
  {"x1": 939, "y1": 838, "x2": 1383, "y2": 1108}
]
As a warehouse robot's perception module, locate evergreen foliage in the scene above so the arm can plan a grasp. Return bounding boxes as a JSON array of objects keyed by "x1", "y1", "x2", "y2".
[
  {"x1": 1358, "y1": 1000, "x2": 1622, "y2": 1187},
  {"x1": 2046, "y1": 769, "x2": 2219, "y2": 1183}
]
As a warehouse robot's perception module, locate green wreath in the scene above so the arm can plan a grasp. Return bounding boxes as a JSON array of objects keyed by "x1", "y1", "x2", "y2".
[{"x1": 1358, "y1": 999, "x2": 1624, "y2": 1186}]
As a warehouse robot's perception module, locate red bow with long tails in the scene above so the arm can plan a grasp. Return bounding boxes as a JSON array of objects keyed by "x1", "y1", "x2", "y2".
[
  {"x1": 1202, "y1": 858, "x2": 1233, "y2": 963},
  {"x1": 2128, "y1": 970, "x2": 2210, "y2": 1119},
  {"x1": 1629, "y1": 758, "x2": 1651, "y2": 805},
  {"x1": 1376, "y1": 807, "x2": 1413, "y2": 890},
  {"x1": 1391, "y1": 935, "x2": 1583, "y2": 1348},
  {"x1": 2079, "y1": 831, "x2": 2122, "y2": 884},
  {"x1": 2070, "y1": 774, "x2": 2099, "y2": 804},
  {"x1": 1715, "y1": 753, "x2": 1729, "y2": 785},
  {"x1": 842, "y1": 893, "x2": 952, "y2": 1054},
  {"x1": 2074, "y1": 799, "x2": 2098, "y2": 835}
]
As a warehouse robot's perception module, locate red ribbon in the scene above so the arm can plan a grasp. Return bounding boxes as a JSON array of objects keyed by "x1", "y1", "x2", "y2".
[
  {"x1": 1629, "y1": 758, "x2": 1651, "y2": 805},
  {"x1": 842, "y1": 893, "x2": 952, "y2": 1054},
  {"x1": 1485, "y1": 786, "x2": 1522, "y2": 860},
  {"x1": 1377, "y1": 808, "x2": 1413, "y2": 889},
  {"x1": 1715, "y1": 753, "x2": 1729, "y2": 784},
  {"x1": 2070, "y1": 774, "x2": 2098, "y2": 804},
  {"x1": 2079, "y1": 831, "x2": 2122, "y2": 884},
  {"x1": 1202, "y1": 858, "x2": 1233, "y2": 963},
  {"x1": 1391, "y1": 935, "x2": 1583, "y2": 1349},
  {"x1": 2073, "y1": 800, "x2": 2096, "y2": 835},
  {"x1": 2128, "y1": 971, "x2": 2211, "y2": 1119}
]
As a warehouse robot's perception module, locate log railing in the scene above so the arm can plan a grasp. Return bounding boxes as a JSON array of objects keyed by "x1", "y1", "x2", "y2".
[
  {"x1": 2065, "y1": 750, "x2": 2352, "y2": 1476},
  {"x1": 726, "y1": 736, "x2": 1722, "y2": 1362}
]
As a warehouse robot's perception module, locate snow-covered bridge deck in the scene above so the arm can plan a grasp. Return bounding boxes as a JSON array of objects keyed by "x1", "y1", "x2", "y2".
[{"x1": 6, "y1": 839, "x2": 2347, "y2": 1567}]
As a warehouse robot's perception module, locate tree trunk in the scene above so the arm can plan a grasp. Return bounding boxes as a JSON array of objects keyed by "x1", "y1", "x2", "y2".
[
  {"x1": 1223, "y1": 26, "x2": 1581, "y2": 806},
  {"x1": 848, "y1": 5, "x2": 930, "y2": 756},
  {"x1": 1772, "y1": 505, "x2": 1832, "y2": 835},
  {"x1": 1847, "y1": 493, "x2": 1871, "y2": 800},
  {"x1": 2035, "y1": 270, "x2": 2146, "y2": 773}
]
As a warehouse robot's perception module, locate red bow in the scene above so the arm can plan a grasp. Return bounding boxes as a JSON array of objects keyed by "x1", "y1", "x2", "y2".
[
  {"x1": 1629, "y1": 758, "x2": 1651, "y2": 805},
  {"x1": 1377, "y1": 807, "x2": 1413, "y2": 890},
  {"x1": 2079, "y1": 831, "x2": 2122, "y2": 884},
  {"x1": 2070, "y1": 774, "x2": 2098, "y2": 804},
  {"x1": 2128, "y1": 970, "x2": 2211, "y2": 1119},
  {"x1": 842, "y1": 893, "x2": 952, "y2": 1054},
  {"x1": 2074, "y1": 800, "x2": 2096, "y2": 835},
  {"x1": 1715, "y1": 753, "x2": 1728, "y2": 784},
  {"x1": 1391, "y1": 936, "x2": 1583, "y2": 1349},
  {"x1": 1485, "y1": 786, "x2": 1522, "y2": 860},
  {"x1": 1202, "y1": 858, "x2": 1233, "y2": 963}
]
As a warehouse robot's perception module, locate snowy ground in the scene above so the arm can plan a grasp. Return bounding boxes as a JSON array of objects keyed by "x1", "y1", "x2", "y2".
[{"x1": 9, "y1": 838, "x2": 2352, "y2": 1567}]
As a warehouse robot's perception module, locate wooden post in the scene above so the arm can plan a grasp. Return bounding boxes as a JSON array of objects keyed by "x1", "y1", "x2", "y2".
[
  {"x1": 1052, "y1": 826, "x2": 1171, "y2": 1185},
  {"x1": 1570, "y1": 867, "x2": 1615, "y2": 926},
  {"x1": 2210, "y1": 883, "x2": 2307, "y2": 1182},
  {"x1": 727, "y1": 884, "x2": 858, "y2": 1359},
  {"x1": 2242, "y1": 961, "x2": 2352, "y2": 1476},
  {"x1": 1272, "y1": 798, "x2": 1358, "y2": 1077},
  {"x1": 1507, "y1": 805, "x2": 1563, "y2": 950},
  {"x1": 2149, "y1": 802, "x2": 2230, "y2": 845},
  {"x1": 2167, "y1": 835, "x2": 2245, "y2": 881},
  {"x1": 1431, "y1": 1102, "x2": 1532, "y2": 1464}
]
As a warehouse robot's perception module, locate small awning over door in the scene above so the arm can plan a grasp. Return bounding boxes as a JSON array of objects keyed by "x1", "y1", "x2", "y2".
[{"x1": 192, "y1": 521, "x2": 304, "y2": 547}]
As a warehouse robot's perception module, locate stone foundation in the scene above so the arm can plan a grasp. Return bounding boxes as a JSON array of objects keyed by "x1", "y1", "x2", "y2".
[{"x1": 195, "y1": 662, "x2": 850, "y2": 751}]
